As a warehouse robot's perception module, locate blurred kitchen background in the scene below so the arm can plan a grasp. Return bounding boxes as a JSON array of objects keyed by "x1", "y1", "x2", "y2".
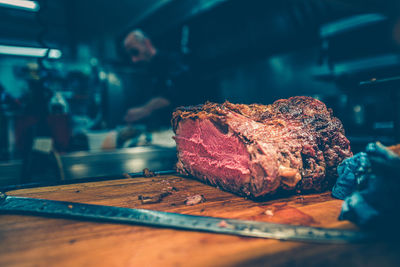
[{"x1": 0, "y1": 0, "x2": 399, "y2": 187}]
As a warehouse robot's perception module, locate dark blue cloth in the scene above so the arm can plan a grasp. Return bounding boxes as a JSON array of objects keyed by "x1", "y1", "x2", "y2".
[
  {"x1": 332, "y1": 152, "x2": 370, "y2": 200},
  {"x1": 332, "y1": 142, "x2": 400, "y2": 229}
]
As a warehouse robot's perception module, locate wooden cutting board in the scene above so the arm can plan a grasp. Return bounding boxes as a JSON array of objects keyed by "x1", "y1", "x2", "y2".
[{"x1": 0, "y1": 174, "x2": 399, "y2": 267}]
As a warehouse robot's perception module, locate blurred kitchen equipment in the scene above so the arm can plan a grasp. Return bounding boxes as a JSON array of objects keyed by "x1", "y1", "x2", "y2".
[
  {"x1": 0, "y1": 146, "x2": 176, "y2": 187},
  {"x1": 0, "y1": 84, "x2": 20, "y2": 161},
  {"x1": 315, "y1": 13, "x2": 400, "y2": 149},
  {"x1": 59, "y1": 146, "x2": 176, "y2": 181}
]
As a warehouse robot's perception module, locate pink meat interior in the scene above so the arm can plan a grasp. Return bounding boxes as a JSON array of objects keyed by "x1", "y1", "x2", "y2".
[{"x1": 174, "y1": 119, "x2": 250, "y2": 182}]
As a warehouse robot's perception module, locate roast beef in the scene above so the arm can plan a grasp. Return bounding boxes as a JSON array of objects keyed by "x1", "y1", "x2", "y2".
[{"x1": 172, "y1": 96, "x2": 352, "y2": 198}]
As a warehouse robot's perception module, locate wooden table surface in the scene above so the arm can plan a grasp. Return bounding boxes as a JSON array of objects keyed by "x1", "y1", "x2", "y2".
[{"x1": 1, "y1": 174, "x2": 399, "y2": 267}]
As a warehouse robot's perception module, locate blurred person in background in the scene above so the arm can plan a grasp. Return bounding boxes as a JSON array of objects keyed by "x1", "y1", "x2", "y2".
[
  {"x1": 102, "y1": 29, "x2": 220, "y2": 149},
  {"x1": 123, "y1": 29, "x2": 202, "y2": 128}
]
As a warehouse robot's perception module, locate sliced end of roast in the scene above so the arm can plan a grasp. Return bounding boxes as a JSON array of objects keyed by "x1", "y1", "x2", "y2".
[{"x1": 175, "y1": 118, "x2": 252, "y2": 191}]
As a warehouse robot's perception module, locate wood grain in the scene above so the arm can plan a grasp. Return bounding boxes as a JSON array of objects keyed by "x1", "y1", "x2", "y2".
[{"x1": 0, "y1": 175, "x2": 399, "y2": 267}]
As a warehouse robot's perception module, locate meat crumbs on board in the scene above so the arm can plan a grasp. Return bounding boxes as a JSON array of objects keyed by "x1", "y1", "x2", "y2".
[
  {"x1": 184, "y1": 194, "x2": 206, "y2": 206},
  {"x1": 172, "y1": 96, "x2": 352, "y2": 199}
]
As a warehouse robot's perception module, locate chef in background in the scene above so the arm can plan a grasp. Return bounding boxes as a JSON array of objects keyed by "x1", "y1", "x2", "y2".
[
  {"x1": 102, "y1": 29, "x2": 219, "y2": 149},
  {"x1": 123, "y1": 29, "x2": 193, "y2": 129}
]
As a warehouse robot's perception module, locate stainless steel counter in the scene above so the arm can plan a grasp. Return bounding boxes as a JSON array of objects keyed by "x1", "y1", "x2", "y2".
[
  {"x1": 0, "y1": 146, "x2": 177, "y2": 187},
  {"x1": 60, "y1": 146, "x2": 177, "y2": 180}
]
